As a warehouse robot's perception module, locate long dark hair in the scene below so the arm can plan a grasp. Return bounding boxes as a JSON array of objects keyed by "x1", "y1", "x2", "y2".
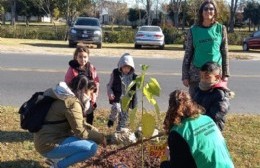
[
  {"x1": 69, "y1": 75, "x2": 96, "y2": 104},
  {"x1": 73, "y1": 45, "x2": 90, "y2": 60},
  {"x1": 69, "y1": 75, "x2": 89, "y2": 92},
  {"x1": 197, "y1": 0, "x2": 218, "y2": 25}
]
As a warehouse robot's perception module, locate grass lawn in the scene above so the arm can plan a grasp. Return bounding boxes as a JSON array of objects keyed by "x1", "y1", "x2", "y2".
[
  {"x1": 0, "y1": 37, "x2": 253, "y2": 52},
  {"x1": 0, "y1": 105, "x2": 259, "y2": 168}
]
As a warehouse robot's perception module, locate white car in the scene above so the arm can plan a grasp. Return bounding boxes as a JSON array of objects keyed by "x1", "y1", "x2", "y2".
[{"x1": 134, "y1": 26, "x2": 165, "y2": 49}]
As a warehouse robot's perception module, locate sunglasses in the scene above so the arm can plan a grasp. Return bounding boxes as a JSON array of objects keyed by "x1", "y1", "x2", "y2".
[{"x1": 203, "y1": 7, "x2": 214, "y2": 11}]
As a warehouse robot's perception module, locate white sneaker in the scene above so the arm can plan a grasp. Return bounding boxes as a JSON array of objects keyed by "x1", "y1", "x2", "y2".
[{"x1": 45, "y1": 158, "x2": 62, "y2": 168}]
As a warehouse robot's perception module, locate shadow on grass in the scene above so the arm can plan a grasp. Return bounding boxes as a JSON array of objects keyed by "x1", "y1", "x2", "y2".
[
  {"x1": 0, "y1": 130, "x2": 33, "y2": 142},
  {"x1": 0, "y1": 160, "x2": 43, "y2": 168},
  {"x1": 229, "y1": 49, "x2": 260, "y2": 53},
  {"x1": 21, "y1": 43, "x2": 69, "y2": 48},
  {"x1": 103, "y1": 45, "x2": 184, "y2": 51},
  {"x1": 20, "y1": 42, "x2": 186, "y2": 51}
]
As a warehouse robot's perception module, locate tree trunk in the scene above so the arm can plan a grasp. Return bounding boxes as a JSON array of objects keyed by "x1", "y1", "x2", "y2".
[
  {"x1": 229, "y1": 12, "x2": 235, "y2": 33},
  {"x1": 228, "y1": 0, "x2": 238, "y2": 33},
  {"x1": 171, "y1": 0, "x2": 182, "y2": 28},
  {"x1": 146, "y1": 0, "x2": 151, "y2": 25},
  {"x1": 26, "y1": 17, "x2": 29, "y2": 27},
  {"x1": 182, "y1": 0, "x2": 187, "y2": 30},
  {"x1": 174, "y1": 12, "x2": 179, "y2": 27},
  {"x1": 249, "y1": 19, "x2": 251, "y2": 32},
  {"x1": 11, "y1": 0, "x2": 16, "y2": 26},
  {"x1": 182, "y1": 13, "x2": 186, "y2": 30},
  {"x1": 2, "y1": 12, "x2": 5, "y2": 25}
]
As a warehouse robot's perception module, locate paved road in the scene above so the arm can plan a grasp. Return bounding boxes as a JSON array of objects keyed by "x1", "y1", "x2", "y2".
[{"x1": 0, "y1": 53, "x2": 260, "y2": 114}]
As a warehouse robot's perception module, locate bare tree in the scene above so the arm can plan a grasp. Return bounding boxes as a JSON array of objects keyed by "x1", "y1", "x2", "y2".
[
  {"x1": 228, "y1": 0, "x2": 239, "y2": 32},
  {"x1": 169, "y1": 0, "x2": 182, "y2": 27},
  {"x1": 0, "y1": 0, "x2": 8, "y2": 24},
  {"x1": 138, "y1": 0, "x2": 153, "y2": 25},
  {"x1": 10, "y1": 0, "x2": 16, "y2": 25},
  {"x1": 32, "y1": 0, "x2": 54, "y2": 22},
  {"x1": 186, "y1": 0, "x2": 203, "y2": 25},
  {"x1": 100, "y1": 0, "x2": 128, "y2": 30}
]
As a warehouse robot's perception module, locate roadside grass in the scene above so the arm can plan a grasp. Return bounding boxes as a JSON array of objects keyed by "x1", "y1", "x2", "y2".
[
  {"x1": 0, "y1": 37, "x2": 256, "y2": 52},
  {"x1": 0, "y1": 105, "x2": 259, "y2": 168}
]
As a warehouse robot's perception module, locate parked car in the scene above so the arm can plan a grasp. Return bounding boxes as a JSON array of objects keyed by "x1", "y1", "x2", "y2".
[
  {"x1": 134, "y1": 26, "x2": 165, "y2": 49},
  {"x1": 68, "y1": 17, "x2": 102, "y2": 48},
  {"x1": 243, "y1": 30, "x2": 260, "y2": 51}
]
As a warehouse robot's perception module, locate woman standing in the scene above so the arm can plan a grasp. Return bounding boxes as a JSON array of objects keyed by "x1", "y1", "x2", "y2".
[{"x1": 182, "y1": 0, "x2": 230, "y2": 98}]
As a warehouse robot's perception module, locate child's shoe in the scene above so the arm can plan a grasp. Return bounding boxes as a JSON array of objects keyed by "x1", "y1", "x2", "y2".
[{"x1": 45, "y1": 158, "x2": 61, "y2": 168}]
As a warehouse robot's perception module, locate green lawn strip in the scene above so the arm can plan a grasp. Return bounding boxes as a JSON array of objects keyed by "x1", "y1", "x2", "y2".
[{"x1": 0, "y1": 106, "x2": 259, "y2": 168}]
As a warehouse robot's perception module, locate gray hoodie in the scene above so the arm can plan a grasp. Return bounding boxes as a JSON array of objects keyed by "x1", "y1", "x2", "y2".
[{"x1": 107, "y1": 53, "x2": 135, "y2": 98}]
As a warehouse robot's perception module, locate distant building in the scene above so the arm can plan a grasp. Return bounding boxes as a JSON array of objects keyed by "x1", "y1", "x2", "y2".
[
  {"x1": 99, "y1": 0, "x2": 128, "y2": 25},
  {"x1": 3, "y1": 12, "x2": 51, "y2": 22}
]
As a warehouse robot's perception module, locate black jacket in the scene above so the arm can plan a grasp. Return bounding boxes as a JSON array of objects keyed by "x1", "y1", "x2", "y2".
[
  {"x1": 110, "y1": 68, "x2": 137, "y2": 109},
  {"x1": 193, "y1": 85, "x2": 230, "y2": 131}
]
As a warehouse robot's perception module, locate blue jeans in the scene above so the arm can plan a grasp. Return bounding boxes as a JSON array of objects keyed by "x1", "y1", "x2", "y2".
[{"x1": 42, "y1": 136, "x2": 98, "y2": 168}]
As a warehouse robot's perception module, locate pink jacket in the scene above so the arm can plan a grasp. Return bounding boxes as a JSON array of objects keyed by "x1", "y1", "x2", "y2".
[{"x1": 65, "y1": 62, "x2": 99, "y2": 103}]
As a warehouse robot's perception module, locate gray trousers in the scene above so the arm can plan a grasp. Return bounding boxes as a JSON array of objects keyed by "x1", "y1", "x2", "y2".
[{"x1": 109, "y1": 102, "x2": 129, "y2": 131}]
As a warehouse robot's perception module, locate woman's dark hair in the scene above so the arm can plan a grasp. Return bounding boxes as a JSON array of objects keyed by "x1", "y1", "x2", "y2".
[
  {"x1": 73, "y1": 45, "x2": 90, "y2": 60},
  {"x1": 69, "y1": 75, "x2": 89, "y2": 92},
  {"x1": 87, "y1": 80, "x2": 97, "y2": 93},
  {"x1": 69, "y1": 75, "x2": 97, "y2": 107},
  {"x1": 163, "y1": 90, "x2": 204, "y2": 133},
  {"x1": 69, "y1": 75, "x2": 97, "y2": 93},
  {"x1": 198, "y1": 0, "x2": 218, "y2": 25}
]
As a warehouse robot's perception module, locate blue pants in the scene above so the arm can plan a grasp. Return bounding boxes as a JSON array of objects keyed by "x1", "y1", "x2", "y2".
[{"x1": 42, "y1": 136, "x2": 98, "y2": 168}]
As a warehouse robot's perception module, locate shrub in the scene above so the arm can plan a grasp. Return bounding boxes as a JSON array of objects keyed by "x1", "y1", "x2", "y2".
[
  {"x1": 103, "y1": 30, "x2": 135, "y2": 43},
  {"x1": 162, "y1": 27, "x2": 184, "y2": 44},
  {"x1": 228, "y1": 31, "x2": 251, "y2": 45},
  {"x1": 0, "y1": 25, "x2": 67, "y2": 40}
]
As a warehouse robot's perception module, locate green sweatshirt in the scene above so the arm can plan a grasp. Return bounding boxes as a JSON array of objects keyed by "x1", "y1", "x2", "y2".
[{"x1": 171, "y1": 115, "x2": 234, "y2": 168}]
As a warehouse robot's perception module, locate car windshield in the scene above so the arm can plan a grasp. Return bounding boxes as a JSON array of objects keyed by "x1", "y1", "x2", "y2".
[
  {"x1": 74, "y1": 19, "x2": 100, "y2": 26},
  {"x1": 139, "y1": 27, "x2": 160, "y2": 32}
]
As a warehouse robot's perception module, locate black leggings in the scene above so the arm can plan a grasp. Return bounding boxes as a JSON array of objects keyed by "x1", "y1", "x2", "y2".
[
  {"x1": 86, "y1": 112, "x2": 94, "y2": 125},
  {"x1": 160, "y1": 161, "x2": 171, "y2": 168}
]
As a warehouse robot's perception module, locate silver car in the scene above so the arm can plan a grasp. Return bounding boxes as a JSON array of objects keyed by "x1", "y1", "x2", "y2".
[{"x1": 134, "y1": 26, "x2": 165, "y2": 49}]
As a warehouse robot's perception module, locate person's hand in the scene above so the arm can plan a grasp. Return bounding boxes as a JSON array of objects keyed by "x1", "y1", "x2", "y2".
[
  {"x1": 102, "y1": 136, "x2": 107, "y2": 147},
  {"x1": 182, "y1": 79, "x2": 190, "y2": 87},
  {"x1": 165, "y1": 146, "x2": 170, "y2": 160},
  {"x1": 107, "y1": 120, "x2": 114, "y2": 128},
  {"x1": 108, "y1": 94, "x2": 115, "y2": 101},
  {"x1": 222, "y1": 77, "x2": 228, "y2": 82}
]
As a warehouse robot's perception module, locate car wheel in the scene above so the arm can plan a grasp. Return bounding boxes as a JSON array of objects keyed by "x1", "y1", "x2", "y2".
[
  {"x1": 159, "y1": 45, "x2": 165, "y2": 50},
  {"x1": 135, "y1": 44, "x2": 141, "y2": 49},
  {"x1": 97, "y1": 43, "x2": 102, "y2": 49},
  {"x1": 69, "y1": 41, "x2": 76, "y2": 48},
  {"x1": 243, "y1": 43, "x2": 249, "y2": 51}
]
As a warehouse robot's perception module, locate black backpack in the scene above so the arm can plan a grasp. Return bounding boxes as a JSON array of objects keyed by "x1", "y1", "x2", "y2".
[{"x1": 19, "y1": 92, "x2": 66, "y2": 133}]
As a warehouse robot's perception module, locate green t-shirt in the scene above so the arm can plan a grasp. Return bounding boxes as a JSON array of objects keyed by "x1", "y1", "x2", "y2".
[
  {"x1": 171, "y1": 115, "x2": 234, "y2": 168},
  {"x1": 191, "y1": 23, "x2": 223, "y2": 68}
]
